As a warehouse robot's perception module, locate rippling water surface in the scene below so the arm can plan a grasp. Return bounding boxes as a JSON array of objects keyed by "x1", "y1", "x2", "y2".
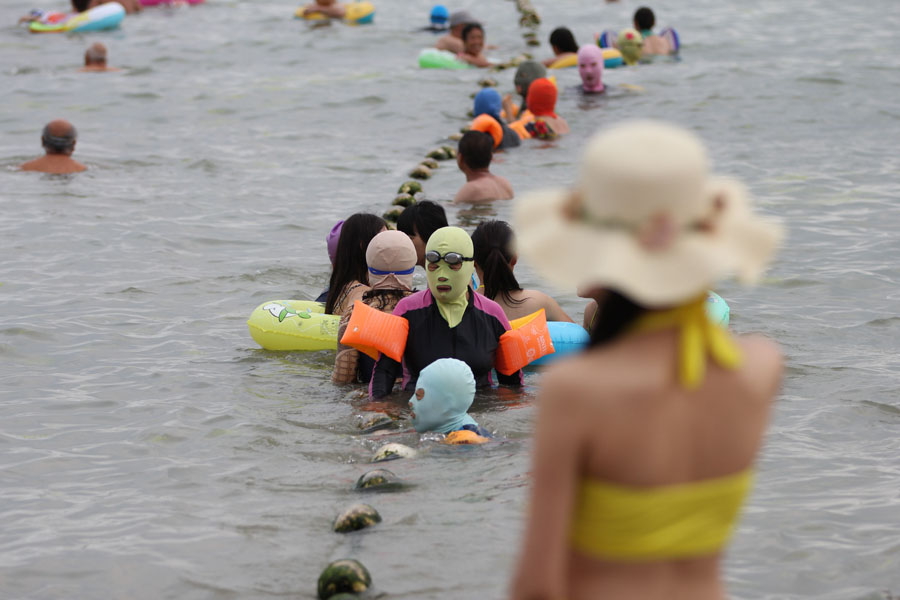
[{"x1": 1, "y1": 0, "x2": 899, "y2": 598}]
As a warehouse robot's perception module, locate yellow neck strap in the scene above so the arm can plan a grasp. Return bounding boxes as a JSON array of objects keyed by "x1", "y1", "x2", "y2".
[{"x1": 630, "y1": 295, "x2": 742, "y2": 389}]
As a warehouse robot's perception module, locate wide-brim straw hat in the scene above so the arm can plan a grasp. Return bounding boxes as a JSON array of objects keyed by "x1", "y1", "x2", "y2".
[{"x1": 514, "y1": 120, "x2": 783, "y2": 307}]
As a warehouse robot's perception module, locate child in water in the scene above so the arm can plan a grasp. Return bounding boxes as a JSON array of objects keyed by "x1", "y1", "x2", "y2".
[
  {"x1": 409, "y1": 358, "x2": 491, "y2": 444},
  {"x1": 632, "y1": 6, "x2": 673, "y2": 55}
]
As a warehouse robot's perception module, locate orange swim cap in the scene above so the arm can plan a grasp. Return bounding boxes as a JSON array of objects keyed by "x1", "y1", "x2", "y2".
[{"x1": 470, "y1": 114, "x2": 503, "y2": 148}]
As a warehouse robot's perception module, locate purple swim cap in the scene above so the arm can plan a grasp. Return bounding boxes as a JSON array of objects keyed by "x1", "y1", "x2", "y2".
[{"x1": 326, "y1": 220, "x2": 344, "y2": 265}]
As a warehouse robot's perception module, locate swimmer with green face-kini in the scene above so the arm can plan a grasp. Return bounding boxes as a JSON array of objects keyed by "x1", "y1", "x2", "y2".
[{"x1": 369, "y1": 226, "x2": 522, "y2": 398}]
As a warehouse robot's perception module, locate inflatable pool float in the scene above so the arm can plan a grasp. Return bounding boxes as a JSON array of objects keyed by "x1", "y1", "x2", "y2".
[
  {"x1": 247, "y1": 300, "x2": 340, "y2": 351},
  {"x1": 549, "y1": 48, "x2": 623, "y2": 69},
  {"x1": 528, "y1": 321, "x2": 590, "y2": 367},
  {"x1": 705, "y1": 291, "x2": 730, "y2": 327},
  {"x1": 418, "y1": 48, "x2": 469, "y2": 70},
  {"x1": 140, "y1": 0, "x2": 204, "y2": 6},
  {"x1": 659, "y1": 26, "x2": 681, "y2": 53},
  {"x1": 598, "y1": 26, "x2": 680, "y2": 55},
  {"x1": 597, "y1": 29, "x2": 618, "y2": 49},
  {"x1": 526, "y1": 292, "x2": 730, "y2": 368},
  {"x1": 29, "y1": 2, "x2": 124, "y2": 33},
  {"x1": 295, "y1": 1, "x2": 374, "y2": 25}
]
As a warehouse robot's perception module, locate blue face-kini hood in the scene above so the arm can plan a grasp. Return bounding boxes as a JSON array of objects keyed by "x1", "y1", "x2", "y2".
[
  {"x1": 473, "y1": 88, "x2": 503, "y2": 122},
  {"x1": 410, "y1": 358, "x2": 477, "y2": 434}
]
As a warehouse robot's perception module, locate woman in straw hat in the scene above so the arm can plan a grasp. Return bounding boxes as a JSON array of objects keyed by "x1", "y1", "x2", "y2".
[{"x1": 509, "y1": 120, "x2": 784, "y2": 600}]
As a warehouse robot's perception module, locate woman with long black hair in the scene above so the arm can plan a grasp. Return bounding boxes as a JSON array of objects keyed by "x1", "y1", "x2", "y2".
[
  {"x1": 471, "y1": 220, "x2": 573, "y2": 322},
  {"x1": 324, "y1": 213, "x2": 386, "y2": 317}
]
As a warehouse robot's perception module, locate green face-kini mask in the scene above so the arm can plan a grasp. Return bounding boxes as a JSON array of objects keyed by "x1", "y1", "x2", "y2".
[{"x1": 425, "y1": 226, "x2": 475, "y2": 328}]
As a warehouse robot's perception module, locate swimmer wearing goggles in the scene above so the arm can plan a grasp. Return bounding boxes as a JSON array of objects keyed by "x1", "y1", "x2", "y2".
[{"x1": 425, "y1": 250, "x2": 474, "y2": 270}]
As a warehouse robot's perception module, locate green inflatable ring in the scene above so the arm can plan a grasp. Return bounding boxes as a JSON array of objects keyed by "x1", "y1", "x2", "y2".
[{"x1": 418, "y1": 48, "x2": 469, "y2": 70}]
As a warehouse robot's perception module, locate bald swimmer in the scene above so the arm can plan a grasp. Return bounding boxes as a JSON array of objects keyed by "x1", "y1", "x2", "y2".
[
  {"x1": 20, "y1": 120, "x2": 87, "y2": 174},
  {"x1": 80, "y1": 43, "x2": 119, "y2": 72}
]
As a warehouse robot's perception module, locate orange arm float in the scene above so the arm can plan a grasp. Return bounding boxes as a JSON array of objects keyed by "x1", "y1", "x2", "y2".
[
  {"x1": 339, "y1": 301, "x2": 409, "y2": 362},
  {"x1": 444, "y1": 430, "x2": 490, "y2": 445},
  {"x1": 495, "y1": 309, "x2": 555, "y2": 375}
]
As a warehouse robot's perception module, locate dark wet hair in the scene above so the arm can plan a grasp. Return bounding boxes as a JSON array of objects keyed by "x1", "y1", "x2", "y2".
[
  {"x1": 325, "y1": 213, "x2": 386, "y2": 314},
  {"x1": 41, "y1": 124, "x2": 76, "y2": 154},
  {"x1": 458, "y1": 130, "x2": 493, "y2": 170},
  {"x1": 461, "y1": 23, "x2": 483, "y2": 42},
  {"x1": 634, "y1": 7, "x2": 655, "y2": 31},
  {"x1": 72, "y1": 0, "x2": 90, "y2": 12},
  {"x1": 396, "y1": 200, "x2": 448, "y2": 244},
  {"x1": 471, "y1": 220, "x2": 524, "y2": 307},
  {"x1": 587, "y1": 290, "x2": 648, "y2": 347},
  {"x1": 549, "y1": 27, "x2": 578, "y2": 53}
]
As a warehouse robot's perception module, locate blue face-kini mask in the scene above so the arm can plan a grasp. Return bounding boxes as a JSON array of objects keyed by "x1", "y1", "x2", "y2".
[
  {"x1": 409, "y1": 358, "x2": 478, "y2": 434},
  {"x1": 473, "y1": 88, "x2": 503, "y2": 122}
]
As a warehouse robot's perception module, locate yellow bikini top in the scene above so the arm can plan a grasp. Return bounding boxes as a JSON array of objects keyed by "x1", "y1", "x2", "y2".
[
  {"x1": 571, "y1": 469, "x2": 754, "y2": 561},
  {"x1": 570, "y1": 295, "x2": 751, "y2": 560}
]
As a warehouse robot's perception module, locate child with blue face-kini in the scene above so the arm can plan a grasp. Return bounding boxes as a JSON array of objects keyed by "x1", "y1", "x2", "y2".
[{"x1": 408, "y1": 358, "x2": 491, "y2": 443}]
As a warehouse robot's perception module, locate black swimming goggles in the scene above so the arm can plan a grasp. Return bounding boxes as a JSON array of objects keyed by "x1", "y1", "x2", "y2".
[{"x1": 424, "y1": 251, "x2": 474, "y2": 266}]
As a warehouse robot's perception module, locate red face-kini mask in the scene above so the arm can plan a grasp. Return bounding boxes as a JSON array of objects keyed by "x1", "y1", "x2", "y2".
[{"x1": 526, "y1": 78, "x2": 558, "y2": 118}]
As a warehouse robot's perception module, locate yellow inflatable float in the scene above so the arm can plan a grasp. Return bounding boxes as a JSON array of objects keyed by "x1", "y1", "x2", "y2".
[
  {"x1": 549, "y1": 48, "x2": 624, "y2": 69},
  {"x1": 294, "y1": 1, "x2": 374, "y2": 24},
  {"x1": 247, "y1": 300, "x2": 340, "y2": 351}
]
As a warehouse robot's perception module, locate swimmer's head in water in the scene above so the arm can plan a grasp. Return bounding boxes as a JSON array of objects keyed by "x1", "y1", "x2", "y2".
[
  {"x1": 526, "y1": 78, "x2": 558, "y2": 118},
  {"x1": 85, "y1": 42, "x2": 107, "y2": 66},
  {"x1": 430, "y1": 4, "x2": 448, "y2": 25},
  {"x1": 514, "y1": 60, "x2": 546, "y2": 101},
  {"x1": 71, "y1": 0, "x2": 90, "y2": 12},
  {"x1": 397, "y1": 201, "x2": 448, "y2": 266},
  {"x1": 41, "y1": 119, "x2": 77, "y2": 155},
  {"x1": 473, "y1": 87, "x2": 502, "y2": 122},
  {"x1": 459, "y1": 130, "x2": 495, "y2": 168},
  {"x1": 577, "y1": 44, "x2": 605, "y2": 93},
  {"x1": 549, "y1": 27, "x2": 578, "y2": 54},
  {"x1": 365, "y1": 230, "x2": 417, "y2": 290},
  {"x1": 617, "y1": 28, "x2": 643, "y2": 65},
  {"x1": 633, "y1": 6, "x2": 655, "y2": 31},
  {"x1": 449, "y1": 10, "x2": 477, "y2": 35},
  {"x1": 409, "y1": 358, "x2": 477, "y2": 434},
  {"x1": 461, "y1": 23, "x2": 484, "y2": 56},
  {"x1": 425, "y1": 226, "x2": 475, "y2": 307}
]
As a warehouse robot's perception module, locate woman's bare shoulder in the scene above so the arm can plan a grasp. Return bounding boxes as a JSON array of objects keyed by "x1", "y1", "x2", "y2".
[
  {"x1": 538, "y1": 349, "x2": 628, "y2": 405},
  {"x1": 735, "y1": 334, "x2": 784, "y2": 398}
]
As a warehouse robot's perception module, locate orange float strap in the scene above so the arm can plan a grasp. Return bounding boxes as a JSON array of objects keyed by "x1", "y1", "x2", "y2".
[
  {"x1": 495, "y1": 309, "x2": 555, "y2": 375},
  {"x1": 339, "y1": 300, "x2": 409, "y2": 362}
]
